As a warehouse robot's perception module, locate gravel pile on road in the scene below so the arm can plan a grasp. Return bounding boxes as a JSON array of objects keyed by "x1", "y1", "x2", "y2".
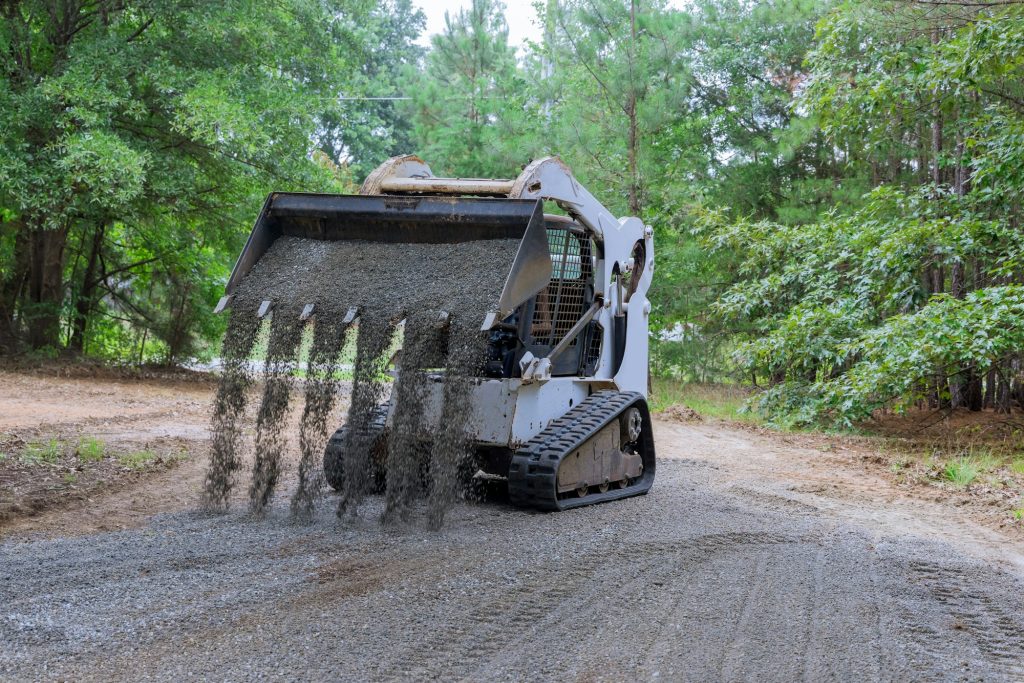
[
  {"x1": 204, "y1": 235, "x2": 519, "y2": 526},
  {"x1": 4, "y1": 459, "x2": 1024, "y2": 681}
]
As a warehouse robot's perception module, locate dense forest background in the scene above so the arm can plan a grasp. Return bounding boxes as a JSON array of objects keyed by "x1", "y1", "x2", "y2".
[{"x1": 3, "y1": 0, "x2": 1024, "y2": 426}]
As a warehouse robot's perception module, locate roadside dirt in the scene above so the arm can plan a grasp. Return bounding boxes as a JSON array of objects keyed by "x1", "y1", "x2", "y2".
[
  {"x1": 3, "y1": 372, "x2": 1024, "y2": 680},
  {"x1": 0, "y1": 370, "x2": 214, "y2": 534},
  {"x1": 4, "y1": 371, "x2": 1019, "y2": 545}
]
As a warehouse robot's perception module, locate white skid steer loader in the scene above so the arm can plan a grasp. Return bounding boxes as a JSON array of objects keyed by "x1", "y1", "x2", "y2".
[{"x1": 221, "y1": 155, "x2": 656, "y2": 511}]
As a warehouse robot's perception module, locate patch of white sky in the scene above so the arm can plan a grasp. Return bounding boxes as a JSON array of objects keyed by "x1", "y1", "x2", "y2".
[{"x1": 411, "y1": 0, "x2": 690, "y2": 52}]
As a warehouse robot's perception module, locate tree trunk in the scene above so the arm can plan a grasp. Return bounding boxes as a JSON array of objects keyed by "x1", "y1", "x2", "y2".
[
  {"x1": 965, "y1": 367, "x2": 983, "y2": 411},
  {"x1": 166, "y1": 277, "x2": 192, "y2": 364},
  {"x1": 931, "y1": 29, "x2": 943, "y2": 187},
  {"x1": 68, "y1": 222, "x2": 105, "y2": 353},
  {"x1": 927, "y1": 264, "x2": 948, "y2": 408},
  {"x1": 26, "y1": 226, "x2": 69, "y2": 350},
  {"x1": 916, "y1": 123, "x2": 929, "y2": 184},
  {"x1": 984, "y1": 366, "x2": 996, "y2": 408},
  {"x1": 0, "y1": 220, "x2": 30, "y2": 351},
  {"x1": 626, "y1": 0, "x2": 640, "y2": 215},
  {"x1": 950, "y1": 262, "x2": 965, "y2": 408},
  {"x1": 996, "y1": 368, "x2": 1012, "y2": 414}
]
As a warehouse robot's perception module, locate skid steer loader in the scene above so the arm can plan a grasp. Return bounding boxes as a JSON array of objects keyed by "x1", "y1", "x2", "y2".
[{"x1": 218, "y1": 155, "x2": 656, "y2": 511}]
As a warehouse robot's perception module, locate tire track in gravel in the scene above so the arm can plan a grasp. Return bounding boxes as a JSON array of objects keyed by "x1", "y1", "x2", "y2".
[
  {"x1": 905, "y1": 560, "x2": 1024, "y2": 680},
  {"x1": 378, "y1": 528, "x2": 630, "y2": 679},
  {"x1": 458, "y1": 533, "x2": 799, "y2": 681},
  {"x1": 799, "y1": 532, "x2": 883, "y2": 683}
]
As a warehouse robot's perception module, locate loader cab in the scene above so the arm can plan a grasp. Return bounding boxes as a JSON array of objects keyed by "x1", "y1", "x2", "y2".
[{"x1": 483, "y1": 215, "x2": 602, "y2": 379}]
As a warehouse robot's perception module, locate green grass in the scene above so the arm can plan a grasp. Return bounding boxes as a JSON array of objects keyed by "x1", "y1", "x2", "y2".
[
  {"x1": 650, "y1": 378, "x2": 759, "y2": 423},
  {"x1": 21, "y1": 439, "x2": 63, "y2": 465},
  {"x1": 76, "y1": 436, "x2": 106, "y2": 463},
  {"x1": 1012, "y1": 501, "x2": 1024, "y2": 522},
  {"x1": 1011, "y1": 458, "x2": 1024, "y2": 476},
  {"x1": 118, "y1": 450, "x2": 157, "y2": 469},
  {"x1": 944, "y1": 457, "x2": 981, "y2": 487},
  {"x1": 63, "y1": 472, "x2": 78, "y2": 485}
]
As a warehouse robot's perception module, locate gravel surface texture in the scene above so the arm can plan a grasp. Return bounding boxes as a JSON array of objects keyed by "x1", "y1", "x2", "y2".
[{"x1": 4, "y1": 457, "x2": 1024, "y2": 682}]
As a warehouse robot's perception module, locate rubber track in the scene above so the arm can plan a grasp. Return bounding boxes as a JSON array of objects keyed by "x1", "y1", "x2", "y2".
[
  {"x1": 323, "y1": 403, "x2": 389, "y2": 491},
  {"x1": 508, "y1": 390, "x2": 656, "y2": 511}
]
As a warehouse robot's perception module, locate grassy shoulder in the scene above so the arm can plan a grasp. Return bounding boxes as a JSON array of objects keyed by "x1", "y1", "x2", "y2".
[
  {"x1": 649, "y1": 378, "x2": 761, "y2": 423},
  {"x1": 651, "y1": 377, "x2": 1024, "y2": 528}
]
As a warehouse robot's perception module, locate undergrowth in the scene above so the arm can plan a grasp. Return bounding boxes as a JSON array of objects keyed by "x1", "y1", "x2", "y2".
[
  {"x1": 21, "y1": 439, "x2": 63, "y2": 464},
  {"x1": 650, "y1": 378, "x2": 760, "y2": 423},
  {"x1": 118, "y1": 451, "x2": 156, "y2": 469},
  {"x1": 944, "y1": 457, "x2": 981, "y2": 487},
  {"x1": 76, "y1": 437, "x2": 106, "y2": 463}
]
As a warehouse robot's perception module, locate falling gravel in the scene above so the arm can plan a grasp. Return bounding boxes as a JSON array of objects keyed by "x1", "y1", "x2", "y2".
[
  {"x1": 203, "y1": 235, "x2": 520, "y2": 526},
  {"x1": 201, "y1": 311, "x2": 261, "y2": 513},
  {"x1": 290, "y1": 316, "x2": 350, "y2": 523}
]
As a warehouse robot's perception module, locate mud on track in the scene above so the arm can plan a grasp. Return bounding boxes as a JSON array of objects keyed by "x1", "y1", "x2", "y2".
[{"x1": 3, "y1": 433, "x2": 1024, "y2": 681}]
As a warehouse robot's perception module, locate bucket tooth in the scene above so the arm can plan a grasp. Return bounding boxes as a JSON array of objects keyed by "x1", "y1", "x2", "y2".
[
  {"x1": 480, "y1": 310, "x2": 498, "y2": 331},
  {"x1": 435, "y1": 310, "x2": 450, "y2": 329},
  {"x1": 300, "y1": 303, "x2": 315, "y2": 321},
  {"x1": 214, "y1": 295, "x2": 233, "y2": 315},
  {"x1": 257, "y1": 300, "x2": 273, "y2": 319},
  {"x1": 343, "y1": 306, "x2": 359, "y2": 324}
]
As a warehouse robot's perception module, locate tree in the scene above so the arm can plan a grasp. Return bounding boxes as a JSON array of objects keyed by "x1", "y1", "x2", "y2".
[
  {"x1": 695, "y1": 1, "x2": 1024, "y2": 423},
  {"x1": 316, "y1": 0, "x2": 427, "y2": 180},
  {"x1": 0, "y1": 0, "x2": 370, "y2": 356},
  {"x1": 402, "y1": 0, "x2": 534, "y2": 178}
]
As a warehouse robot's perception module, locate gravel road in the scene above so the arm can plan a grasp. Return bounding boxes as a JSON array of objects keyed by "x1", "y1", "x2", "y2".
[{"x1": 3, "y1": 422, "x2": 1024, "y2": 682}]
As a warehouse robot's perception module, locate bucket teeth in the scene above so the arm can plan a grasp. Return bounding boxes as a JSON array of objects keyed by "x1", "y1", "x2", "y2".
[
  {"x1": 213, "y1": 295, "x2": 233, "y2": 315},
  {"x1": 343, "y1": 306, "x2": 359, "y2": 324},
  {"x1": 300, "y1": 303, "x2": 315, "y2": 321},
  {"x1": 257, "y1": 300, "x2": 273, "y2": 319},
  {"x1": 480, "y1": 310, "x2": 498, "y2": 331},
  {"x1": 434, "y1": 310, "x2": 450, "y2": 329}
]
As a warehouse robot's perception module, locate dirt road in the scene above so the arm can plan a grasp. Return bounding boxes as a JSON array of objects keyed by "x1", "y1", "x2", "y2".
[{"x1": 2, "y1": 375, "x2": 1024, "y2": 681}]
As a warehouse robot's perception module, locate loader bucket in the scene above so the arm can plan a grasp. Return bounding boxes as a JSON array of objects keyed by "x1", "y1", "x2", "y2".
[{"x1": 221, "y1": 193, "x2": 552, "y2": 326}]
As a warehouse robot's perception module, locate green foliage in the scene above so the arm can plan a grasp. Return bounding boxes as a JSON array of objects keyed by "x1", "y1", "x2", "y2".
[
  {"x1": 76, "y1": 437, "x2": 106, "y2": 463},
  {"x1": 22, "y1": 439, "x2": 63, "y2": 465},
  {"x1": 694, "y1": 1, "x2": 1024, "y2": 425},
  {"x1": 118, "y1": 450, "x2": 156, "y2": 469},
  {"x1": 0, "y1": 0, "x2": 389, "y2": 357},
  {"x1": 821, "y1": 288, "x2": 1024, "y2": 423},
  {"x1": 318, "y1": 0, "x2": 426, "y2": 178},
  {"x1": 944, "y1": 458, "x2": 980, "y2": 487}
]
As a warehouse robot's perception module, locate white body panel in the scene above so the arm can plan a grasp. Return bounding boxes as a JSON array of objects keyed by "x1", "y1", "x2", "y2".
[{"x1": 413, "y1": 377, "x2": 600, "y2": 448}]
